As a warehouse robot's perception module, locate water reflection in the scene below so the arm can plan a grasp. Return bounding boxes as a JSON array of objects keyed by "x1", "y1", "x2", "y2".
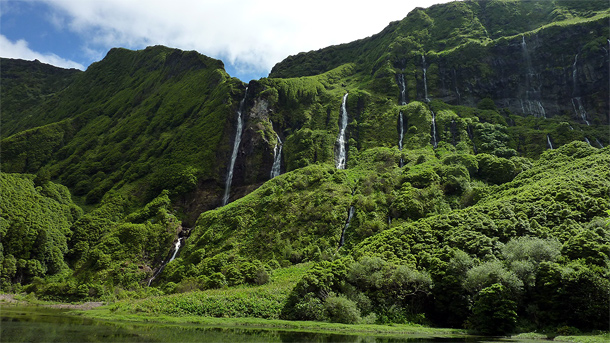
[{"x1": 1, "y1": 306, "x2": 517, "y2": 343}]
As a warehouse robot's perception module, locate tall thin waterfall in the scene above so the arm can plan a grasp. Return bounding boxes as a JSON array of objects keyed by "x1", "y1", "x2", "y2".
[
  {"x1": 521, "y1": 36, "x2": 546, "y2": 118},
  {"x1": 431, "y1": 110, "x2": 438, "y2": 149},
  {"x1": 572, "y1": 54, "x2": 579, "y2": 93},
  {"x1": 335, "y1": 93, "x2": 349, "y2": 169},
  {"x1": 596, "y1": 138, "x2": 604, "y2": 148},
  {"x1": 169, "y1": 238, "x2": 182, "y2": 263},
  {"x1": 398, "y1": 73, "x2": 407, "y2": 105},
  {"x1": 148, "y1": 237, "x2": 183, "y2": 286},
  {"x1": 270, "y1": 133, "x2": 283, "y2": 178},
  {"x1": 584, "y1": 137, "x2": 591, "y2": 146},
  {"x1": 339, "y1": 206, "x2": 355, "y2": 248},
  {"x1": 453, "y1": 69, "x2": 461, "y2": 104},
  {"x1": 547, "y1": 134, "x2": 553, "y2": 150},
  {"x1": 467, "y1": 125, "x2": 478, "y2": 154},
  {"x1": 571, "y1": 97, "x2": 590, "y2": 125},
  {"x1": 398, "y1": 111, "x2": 404, "y2": 167},
  {"x1": 223, "y1": 88, "x2": 248, "y2": 206},
  {"x1": 422, "y1": 55, "x2": 430, "y2": 102},
  {"x1": 521, "y1": 36, "x2": 533, "y2": 87}
]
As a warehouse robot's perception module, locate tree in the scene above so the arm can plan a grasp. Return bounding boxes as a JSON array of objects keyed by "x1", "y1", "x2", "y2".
[{"x1": 467, "y1": 283, "x2": 517, "y2": 335}]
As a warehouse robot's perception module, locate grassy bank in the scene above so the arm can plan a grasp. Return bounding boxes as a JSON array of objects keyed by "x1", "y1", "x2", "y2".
[
  {"x1": 100, "y1": 263, "x2": 312, "y2": 319},
  {"x1": 80, "y1": 309, "x2": 466, "y2": 337}
]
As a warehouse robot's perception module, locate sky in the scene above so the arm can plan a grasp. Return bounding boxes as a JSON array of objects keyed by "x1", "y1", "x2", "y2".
[{"x1": 1, "y1": 0, "x2": 456, "y2": 82}]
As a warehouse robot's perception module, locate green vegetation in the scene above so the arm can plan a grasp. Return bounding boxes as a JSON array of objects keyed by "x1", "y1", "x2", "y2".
[{"x1": 1, "y1": 0, "x2": 608, "y2": 337}]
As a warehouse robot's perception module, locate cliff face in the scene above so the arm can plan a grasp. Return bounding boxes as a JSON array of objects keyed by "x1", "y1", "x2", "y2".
[
  {"x1": 429, "y1": 18, "x2": 609, "y2": 124},
  {"x1": 269, "y1": 0, "x2": 609, "y2": 123}
]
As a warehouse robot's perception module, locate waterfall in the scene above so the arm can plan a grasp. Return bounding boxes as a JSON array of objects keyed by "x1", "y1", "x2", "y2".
[
  {"x1": 335, "y1": 93, "x2": 349, "y2": 169},
  {"x1": 148, "y1": 237, "x2": 183, "y2": 287},
  {"x1": 422, "y1": 55, "x2": 430, "y2": 102},
  {"x1": 571, "y1": 97, "x2": 590, "y2": 125},
  {"x1": 223, "y1": 88, "x2": 248, "y2": 206},
  {"x1": 584, "y1": 137, "x2": 591, "y2": 146},
  {"x1": 547, "y1": 135, "x2": 553, "y2": 150},
  {"x1": 431, "y1": 109, "x2": 438, "y2": 149},
  {"x1": 169, "y1": 238, "x2": 182, "y2": 263},
  {"x1": 398, "y1": 73, "x2": 407, "y2": 105},
  {"x1": 467, "y1": 125, "x2": 478, "y2": 154},
  {"x1": 453, "y1": 69, "x2": 461, "y2": 105},
  {"x1": 572, "y1": 54, "x2": 579, "y2": 94},
  {"x1": 270, "y1": 133, "x2": 283, "y2": 178},
  {"x1": 398, "y1": 111, "x2": 404, "y2": 167},
  {"x1": 596, "y1": 138, "x2": 604, "y2": 148},
  {"x1": 521, "y1": 36, "x2": 533, "y2": 82},
  {"x1": 520, "y1": 36, "x2": 546, "y2": 118},
  {"x1": 338, "y1": 206, "x2": 355, "y2": 248}
]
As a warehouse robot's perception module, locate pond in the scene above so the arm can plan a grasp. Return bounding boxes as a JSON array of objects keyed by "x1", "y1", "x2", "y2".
[{"x1": 0, "y1": 305, "x2": 528, "y2": 343}]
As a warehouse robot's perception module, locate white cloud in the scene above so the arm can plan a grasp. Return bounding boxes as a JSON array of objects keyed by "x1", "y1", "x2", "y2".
[
  {"x1": 41, "y1": 0, "x2": 454, "y2": 77},
  {"x1": 0, "y1": 34, "x2": 85, "y2": 70}
]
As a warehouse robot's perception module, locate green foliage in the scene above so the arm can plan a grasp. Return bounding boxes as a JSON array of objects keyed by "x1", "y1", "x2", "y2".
[
  {"x1": 1, "y1": 46, "x2": 241, "y2": 209},
  {"x1": 0, "y1": 0, "x2": 608, "y2": 333},
  {"x1": 0, "y1": 173, "x2": 81, "y2": 285},
  {"x1": 324, "y1": 295, "x2": 362, "y2": 324},
  {"x1": 467, "y1": 283, "x2": 518, "y2": 335}
]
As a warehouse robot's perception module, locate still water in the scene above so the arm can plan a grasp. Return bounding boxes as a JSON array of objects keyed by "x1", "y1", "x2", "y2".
[{"x1": 0, "y1": 306, "x2": 517, "y2": 343}]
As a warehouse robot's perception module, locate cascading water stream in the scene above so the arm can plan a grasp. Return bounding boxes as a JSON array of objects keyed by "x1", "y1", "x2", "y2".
[
  {"x1": 422, "y1": 55, "x2": 430, "y2": 103},
  {"x1": 572, "y1": 54, "x2": 579, "y2": 92},
  {"x1": 338, "y1": 206, "x2": 355, "y2": 248},
  {"x1": 595, "y1": 138, "x2": 604, "y2": 148},
  {"x1": 571, "y1": 97, "x2": 590, "y2": 125},
  {"x1": 270, "y1": 133, "x2": 283, "y2": 178},
  {"x1": 398, "y1": 111, "x2": 405, "y2": 167},
  {"x1": 335, "y1": 93, "x2": 349, "y2": 169},
  {"x1": 570, "y1": 54, "x2": 591, "y2": 125},
  {"x1": 584, "y1": 137, "x2": 591, "y2": 146},
  {"x1": 521, "y1": 36, "x2": 533, "y2": 87},
  {"x1": 148, "y1": 237, "x2": 184, "y2": 287},
  {"x1": 547, "y1": 135, "x2": 553, "y2": 150},
  {"x1": 467, "y1": 125, "x2": 478, "y2": 154},
  {"x1": 431, "y1": 110, "x2": 438, "y2": 149},
  {"x1": 398, "y1": 73, "x2": 407, "y2": 105},
  {"x1": 223, "y1": 88, "x2": 248, "y2": 206},
  {"x1": 169, "y1": 238, "x2": 182, "y2": 263},
  {"x1": 520, "y1": 36, "x2": 546, "y2": 118}
]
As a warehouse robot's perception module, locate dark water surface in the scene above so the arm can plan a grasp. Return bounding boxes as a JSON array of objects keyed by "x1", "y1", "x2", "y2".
[{"x1": 0, "y1": 306, "x2": 523, "y2": 343}]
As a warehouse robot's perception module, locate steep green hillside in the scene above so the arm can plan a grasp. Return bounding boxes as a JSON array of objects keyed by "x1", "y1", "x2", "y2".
[
  {"x1": 270, "y1": 0, "x2": 609, "y2": 124},
  {"x1": 0, "y1": 58, "x2": 81, "y2": 136},
  {"x1": 271, "y1": 0, "x2": 609, "y2": 78},
  {"x1": 0, "y1": 173, "x2": 82, "y2": 287},
  {"x1": 2, "y1": 46, "x2": 247, "y2": 221}
]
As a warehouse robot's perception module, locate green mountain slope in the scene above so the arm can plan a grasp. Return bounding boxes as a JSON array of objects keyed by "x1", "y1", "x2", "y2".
[
  {"x1": 0, "y1": 173, "x2": 82, "y2": 286},
  {"x1": 0, "y1": 59, "x2": 81, "y2": 137},
  {"x1": 2, "y1": 46, "x2": 248, "y2": 221}
]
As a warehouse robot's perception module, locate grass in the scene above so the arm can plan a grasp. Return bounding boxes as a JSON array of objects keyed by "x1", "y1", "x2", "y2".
[
  {"x1": 78, "y1": 310, "x2": 467, "y2": 338},
  {"x1": 511, "y1": 332, "x2": 610, "y2": 343},
  {"x1": 67, "y1": 262, "x2": 468, "y2": 337},
  {"x1": 553, "y1": 334, "x2": 610, "y2": 343},
  {"x1": 93, "y1": 263, "x2": 313, "y2": 319}
]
